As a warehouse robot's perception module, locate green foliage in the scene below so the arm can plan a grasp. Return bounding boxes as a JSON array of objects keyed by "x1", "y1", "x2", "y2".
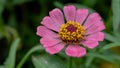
[
  {"x1": 0, "y1": 0, "x2": 120, "y2": 68},
  {"x1": 32, "y1": 54, "x2": 66, "y2": 68},
  {"x1": 85, "y1": 55, "x2": 94, "y2": 67},
  {"x1": 17, "y1": 45, "x2": 44, "y2": 68},
  {"x1": 82, "y1": 0, "x2": 97, "y2": 7},
  {"x1": 112, "y1": 0, "x2": 120, "y2": 32},
  {"x1": 4, "y1": 38, "x2": 20, "y2": 68},
  {"x1": 105, "y1": 32, "x2": 117, "y2": 42},
  {"x1": 102, "y1": 42, "x2": 120, "y2": 50},
  {"x1": 87, "y1": 53, "x2": 120, "y2": 63},
  {"x1": 12, "y1": 0, "x2": 32, "y2": 5},
  {"x1": 0, "y1": 0, "x2": 6, "y2": 15},
  {"x1": 0, "y1": 66, "x2": 5, "y2": 68},
  {"x1": 54, "y1": 1, "x2": 63, "y2": 9},
  {"x1": 0, "y1": 17, "x2": 5, "y2": 39}
]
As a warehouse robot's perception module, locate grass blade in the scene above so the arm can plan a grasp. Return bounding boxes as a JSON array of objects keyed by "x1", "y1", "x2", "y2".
[
  {"x1": 16, "y1": 45, "x2": 43, "y2": 68},
  {"x1": 4, "y1": 38, "x2": 20, "y2": 68},
  {"x1": 112, "y1": 0, "x2": 120, "y2": 32}
]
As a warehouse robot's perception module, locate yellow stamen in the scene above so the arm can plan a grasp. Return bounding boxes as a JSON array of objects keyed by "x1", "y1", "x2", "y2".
[{"x1": 58, "y1": 21, "x2": 86, "y2": 44}]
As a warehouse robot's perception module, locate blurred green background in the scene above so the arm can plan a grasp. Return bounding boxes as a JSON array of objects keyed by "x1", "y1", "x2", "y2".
[{"x1": 0, "y1": 0, "x2": 120, "y2": 68}]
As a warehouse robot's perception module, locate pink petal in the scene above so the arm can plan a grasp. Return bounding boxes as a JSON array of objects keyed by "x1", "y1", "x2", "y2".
[
  {"x1": 40, "y1": 37, "x2": 62, "y2": 48},
  {"x1": 36, "y1": 26, "x2": 58, "y2": 38},
  {"x1": 84, "y1": 13, "x2": 102, "y2": 29},
  {"x1": 41, "y1": 16, "x2": 60, "y2": 32},
  {"x1": 86, "y1": 32, "x2": 105, "y2": 41},
  {"x1": 49, "y1": 8, "x2": 64, "y2": 25},
  {"x1": 85, "y1": 21, "x2": 105, "y2": 35},
  {"x1": 65, "y1": 45, "x2": 86, "y2": 57},
  {"x1": 45, "y1": 43, "x2": 65, "y2": 54},
  {"x1": 81, "y1": 40, "x2": 98, "y2": 49},
  {"x1": 63, "y1": 5, "x2": 76, "y2": 21},
  {"x1": 75, "y1": 9, "x2": 88, "y2": 24}
]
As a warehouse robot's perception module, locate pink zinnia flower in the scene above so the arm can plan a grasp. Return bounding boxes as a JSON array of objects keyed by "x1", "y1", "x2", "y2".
[{"x1": 36, "y1": 5, "x2": 105, "y2": 57}]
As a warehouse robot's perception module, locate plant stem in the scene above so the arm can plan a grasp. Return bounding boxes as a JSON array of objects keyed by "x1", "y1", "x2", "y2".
[{"x1": 67, "y1": 57, "x2": 73, "y2": 68}]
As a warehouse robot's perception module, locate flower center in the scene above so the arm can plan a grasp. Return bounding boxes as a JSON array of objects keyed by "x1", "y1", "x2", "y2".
[
  {"x1": 66, "y1": 25, "x2": 77, "y2": 33},
  {"x1": 58, "y1": 21, "x2": 86, "y2": 44}
]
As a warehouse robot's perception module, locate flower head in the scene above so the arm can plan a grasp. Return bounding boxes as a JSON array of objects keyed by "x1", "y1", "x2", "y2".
[{"x1": 36, "y1": 5, "x2": 105, "y2": 57}]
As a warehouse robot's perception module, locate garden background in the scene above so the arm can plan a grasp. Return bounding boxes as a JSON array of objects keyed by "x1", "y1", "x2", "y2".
[{"x1": 0, "y1": 0, "x2": 120, "y2": 68}]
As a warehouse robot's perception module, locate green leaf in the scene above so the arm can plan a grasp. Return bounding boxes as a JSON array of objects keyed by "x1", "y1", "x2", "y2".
[
  {"x1": 85, "y1": 56, "x2": 94, "y2": 67},
  {"x1": 0, "y1": 0, "x2": 6, "y2": 15},
  {"x1": 8, "y1": 14, "x2": 17, "y2": 28},
  {"x1": 54, "y1": 1, "x2": 63, "y2": 9},
  {"x1": 114, "y1": 32, "x2": 120, "y2": 42},
  {"x1": 32, "y1": 54, "x2": 66, "y2": 68},
  {"x1": 0, "y1": 0, "x2": 5, "y2": 39},
  {"x1": 16, "y1": 45, "x2": 44, "y2": 68},
  {"x1": 105, "y1": 32, "x2": 117, "y2": 42},
  {"x1": 12, "y1": 0, "x2": 32, "y2": 5},
  {"x1": 112, "y1": 0, "x2": 120, "y2": 32},
  {"x1": 0, "y1": 17, "x2": 5, "y2": 39},
  {"x1": 57, "y1": 49, "x2": 67, "y2": 59},
  {"x1": 83, "y1": 0, "x2": 97, "y2": 7},
  {"x1": 4, "y1": 38, "x2": 20, "y2": 68},
  {"x1": 87, "y1": 53, "x2": 117, "y2": 63},
  {"x1": 102, "y1": 42, "x2": 120, "y2": 50},
  {"x1": 0, "y1": 65, "x2": 5, "y2": 68}
]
